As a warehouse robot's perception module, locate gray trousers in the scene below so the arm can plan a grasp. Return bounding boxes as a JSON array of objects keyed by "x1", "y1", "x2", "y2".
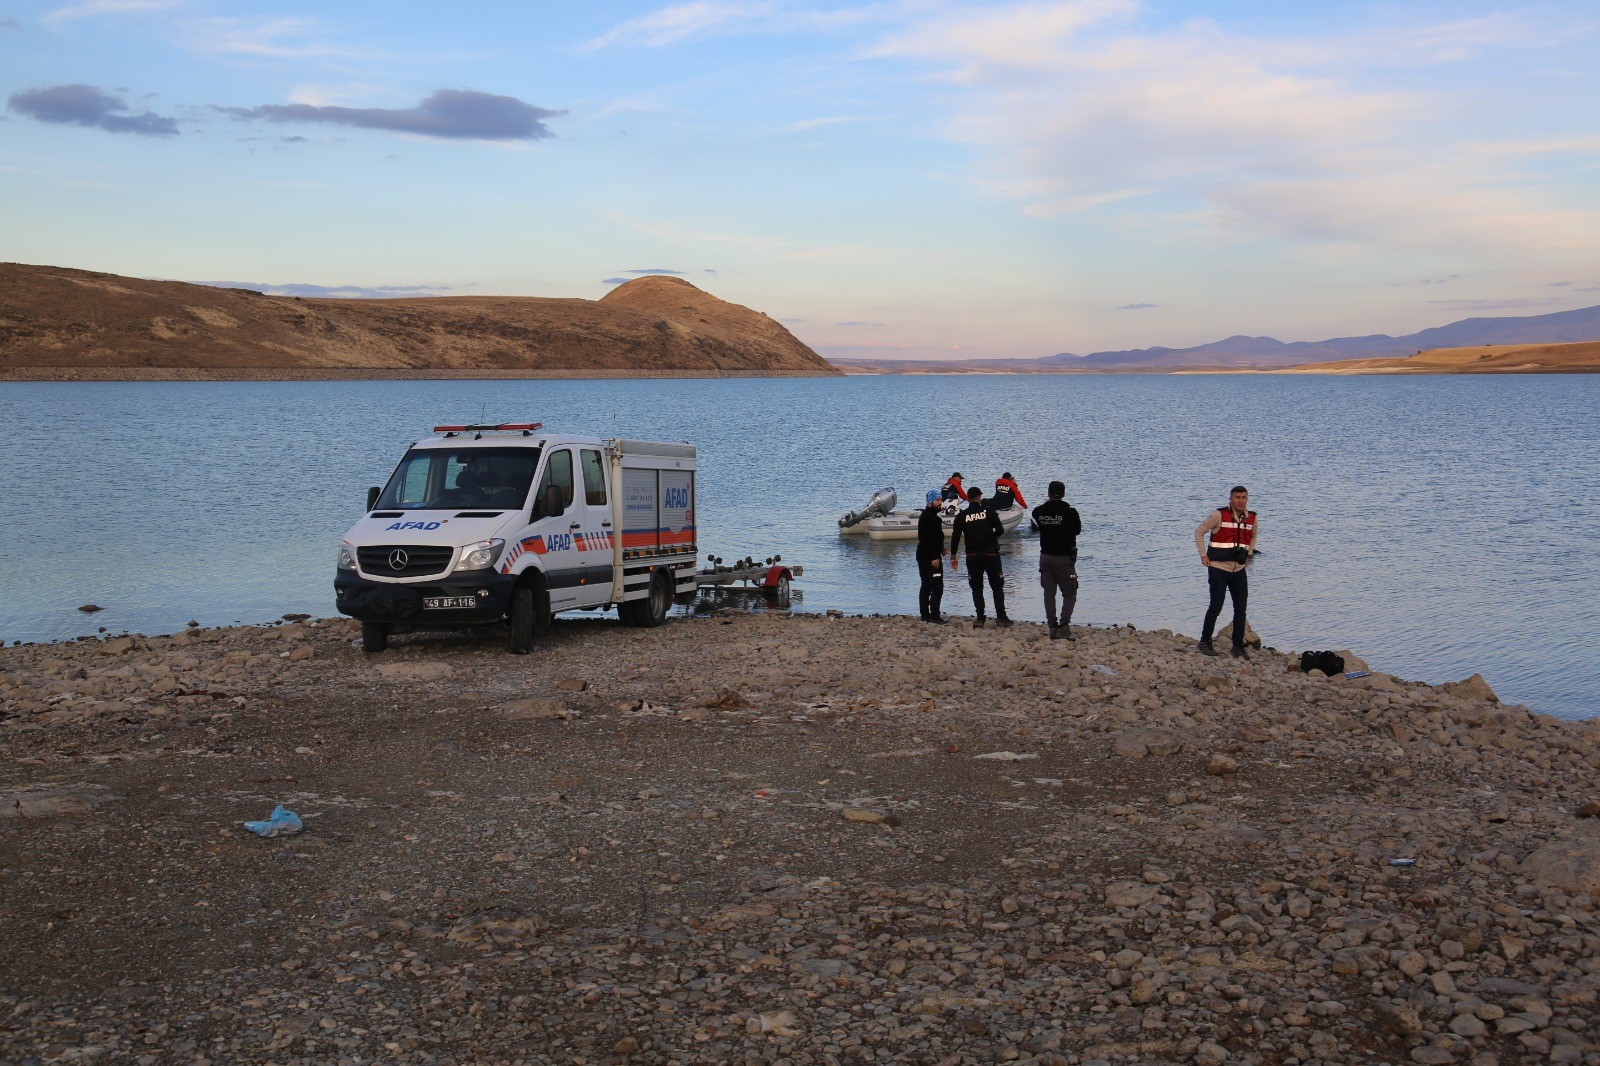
[{"x1": 1040, "y1": 553, "x2": 1078, "y2": 627}]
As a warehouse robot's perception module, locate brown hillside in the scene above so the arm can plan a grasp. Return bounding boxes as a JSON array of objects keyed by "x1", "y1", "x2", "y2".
[
  {"x1": 1280, "y1": 340, "x2": 1600, "y2": 375},
  {"x1": 0, "y1": 263, "x2": 839, "y2": 379}
]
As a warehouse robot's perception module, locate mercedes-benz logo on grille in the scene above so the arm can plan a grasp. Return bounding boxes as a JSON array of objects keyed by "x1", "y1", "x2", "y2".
[{"x1": 388, "y1": 549, "x2": 409, "y2": 571}]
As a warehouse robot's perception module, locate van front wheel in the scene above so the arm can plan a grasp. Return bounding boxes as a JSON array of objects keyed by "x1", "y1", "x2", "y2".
[
  {"x1": 509, "y1": 585, "x2": 538, "y2": 654},
  {"x1": 361, "y1": 620, "x2": 389, "y2": 654}
]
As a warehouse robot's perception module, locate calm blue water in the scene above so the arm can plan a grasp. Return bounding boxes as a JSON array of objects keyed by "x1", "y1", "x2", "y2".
[{"x1": 1, "y1": 376, "x2": 1596, "y2": 719}]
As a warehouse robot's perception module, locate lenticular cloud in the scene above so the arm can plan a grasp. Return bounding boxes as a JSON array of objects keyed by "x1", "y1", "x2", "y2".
[{"x1": 230, "y1": 89, "x2": 563, "y2": 142}]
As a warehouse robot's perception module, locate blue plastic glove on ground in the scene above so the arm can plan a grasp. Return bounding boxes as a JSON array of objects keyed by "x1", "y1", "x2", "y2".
[{"x1": 243, "y1": 804, "x2": 304, "y2": 837}]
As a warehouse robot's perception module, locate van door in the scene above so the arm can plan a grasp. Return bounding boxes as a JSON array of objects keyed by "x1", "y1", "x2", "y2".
[
  {"x1": 524, "y1": 448, "x2": 584, "y2": 608},
  {"x1": 573, "y1": 447, "x2": 615, "y2": 605}
]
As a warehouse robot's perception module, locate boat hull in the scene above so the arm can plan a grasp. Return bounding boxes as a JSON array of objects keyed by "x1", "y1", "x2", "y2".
[{"x1": 863, "y1": 505, "x2": 1027, "y2": 542}]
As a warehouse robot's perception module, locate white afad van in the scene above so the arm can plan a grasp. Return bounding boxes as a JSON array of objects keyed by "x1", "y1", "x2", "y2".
[{"x1": 335, "y1": 423, "x2": 696, "y2": 653}]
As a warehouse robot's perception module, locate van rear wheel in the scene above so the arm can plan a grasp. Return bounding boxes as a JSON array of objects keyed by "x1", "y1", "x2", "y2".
[
  {"x1": 361, "y1": 620, "x2": 389, "y2": 654},
  {"x1": 638, "y1": 571, "x2": 672, "y2": 628}
]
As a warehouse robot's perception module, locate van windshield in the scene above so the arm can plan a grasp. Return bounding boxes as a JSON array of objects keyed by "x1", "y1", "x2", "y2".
[{"x1": 375, "y1": 447, "x2": 542, "y2": 511}]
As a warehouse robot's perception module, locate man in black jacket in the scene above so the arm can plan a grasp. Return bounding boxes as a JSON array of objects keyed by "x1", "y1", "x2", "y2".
[
  {"x1": 950, "y1": 487, "x2": 1010, "y2": 628},
  {"x1": 1031, "y1": 480, "x2": 1082, "y2": 639},
  {"x1": 915, "y1": 490, "x2": 948, "y2": 623}
]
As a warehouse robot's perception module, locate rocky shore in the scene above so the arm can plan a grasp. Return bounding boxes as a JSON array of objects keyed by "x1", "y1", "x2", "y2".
[{"x1": 3, "y1": 612, "x2": 1599, "y2": 1065}]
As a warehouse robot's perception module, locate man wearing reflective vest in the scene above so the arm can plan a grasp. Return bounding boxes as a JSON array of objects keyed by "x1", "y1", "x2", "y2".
[{"x1": 1195, "y1": 485, "x2": 1258, "y2": 658}]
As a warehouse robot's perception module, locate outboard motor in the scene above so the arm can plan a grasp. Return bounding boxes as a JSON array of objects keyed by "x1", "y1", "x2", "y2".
[{"x1": 838, "y1": 486, "x2": 897, "y2": 529}]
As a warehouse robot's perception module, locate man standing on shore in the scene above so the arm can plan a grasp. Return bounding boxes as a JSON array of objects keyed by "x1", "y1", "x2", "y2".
[
  {"x1": 1196, "y1": 485, "x2": 1258, "y2": 658},
  {"x1": 950, "y1": 486, "x2": 1010, "y2": 628},
  {"x1": 1032, "y1": 481, "x2": 1081, "y2": 640},
  {"x1": 916, "y1": 490, "x2": 947, "y2": 624}
]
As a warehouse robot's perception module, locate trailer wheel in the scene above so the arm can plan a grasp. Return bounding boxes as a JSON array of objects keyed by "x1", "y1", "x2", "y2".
[
  {"x1": 769, "y1": 573, "x2": 792, "y2": 609},
  {"x1": 508, "y1": 585, "x2": 539, "y2": 654},
  {"x1": 361, "y1": 620, "x2": 389, "y2": 654}
]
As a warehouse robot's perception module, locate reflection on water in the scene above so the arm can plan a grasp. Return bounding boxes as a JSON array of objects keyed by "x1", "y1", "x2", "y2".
[
  {"x1": 0, "y1": 375, "x2": 1596, "y2": 719},
  {"x1": 689, "y1": 585, "x2": 803, "y2": 614}
]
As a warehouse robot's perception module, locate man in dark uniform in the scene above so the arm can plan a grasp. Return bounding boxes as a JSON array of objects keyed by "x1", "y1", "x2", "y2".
[
  {"x1": 949, "y1": 486, "x2": 1010, "y2": 628},
  {"x1": 916, "y1": 489, "x2": 947, "y2": 624},
  {"x1": 1031, "y1": 480, "x2": 1081, "y2": 640}
]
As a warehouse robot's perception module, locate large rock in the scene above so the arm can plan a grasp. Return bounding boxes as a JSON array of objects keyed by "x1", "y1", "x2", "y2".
[
  {"x1": 1215, "y1": 621, "x2": 1261, "y2": 649},
  {"x1": 500, "y1": 698, "x2": 576, "y2": 721},
  {"x1": 1112, "y1": 729, "x2": 1183, "y2": 758},
  {"x1": 1104, "y1": 881, "x2": 1159, "y2": 908},
  {"x1": 2, "y1": 785, "x2": 125, "y2": 819},
  {"x1": 1337, "y1": 650, "x2": 1369, "y2": 672},
  {"x1": 373, "y1": 661, "x2": 455, "y2": 681},
  {"x1": 1519, "y1": 839, "x2": 1600, "y2": 893},
  {"x1": 1442, "y1": 673, "x2": 1498, "y2": 703}
]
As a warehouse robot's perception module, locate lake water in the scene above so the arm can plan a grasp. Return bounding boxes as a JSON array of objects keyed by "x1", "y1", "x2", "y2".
[{"x1": 2, "y1": 375, "x2": 1596, "y2": 719}]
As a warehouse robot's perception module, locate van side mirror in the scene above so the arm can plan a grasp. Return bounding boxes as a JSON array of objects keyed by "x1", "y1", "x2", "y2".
[{"x1": 366, "y1": 486, "x2": 381, "y2": 511}]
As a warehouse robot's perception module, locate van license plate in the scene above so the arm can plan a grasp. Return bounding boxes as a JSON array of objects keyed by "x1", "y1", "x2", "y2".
[{"x1": 423, "y1": 596, "x2": 477, "y2": 610}]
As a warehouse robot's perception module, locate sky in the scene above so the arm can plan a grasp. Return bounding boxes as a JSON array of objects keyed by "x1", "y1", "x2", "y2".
[{"x1": 3, "y1": 1, "x2": 1599, "y2": 361}]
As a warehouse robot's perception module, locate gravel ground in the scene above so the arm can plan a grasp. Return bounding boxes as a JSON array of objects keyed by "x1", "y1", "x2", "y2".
[{"x1": 3, "y1": 610, "x2": 1599, "y2": 1065}]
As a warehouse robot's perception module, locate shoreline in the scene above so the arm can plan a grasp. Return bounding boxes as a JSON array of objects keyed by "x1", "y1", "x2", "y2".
[
  {"x1": 0, "y1": 366, "x2": 841, "y2": 382},
  {"x1": 6, "y1": 612, "x2": 1600, "y2": 1062}
]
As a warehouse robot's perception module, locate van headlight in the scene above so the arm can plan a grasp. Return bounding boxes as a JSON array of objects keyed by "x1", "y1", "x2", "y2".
[
  {"x1": 454, "y1": 538, "x2": 505, "y2": 572},
  {"x1": 338, "y1": 541, "x2": 357, "y2": 570}
]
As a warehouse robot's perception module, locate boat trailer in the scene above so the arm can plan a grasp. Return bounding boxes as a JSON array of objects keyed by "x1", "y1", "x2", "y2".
[{"x1": 693, "y1": 554, "x2": 800, "y2": 607}]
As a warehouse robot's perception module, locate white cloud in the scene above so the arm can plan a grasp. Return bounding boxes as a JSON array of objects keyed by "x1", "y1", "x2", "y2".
[
  {"x1": 181, "y1": 16, "x2": 367, "y2": 59},
  {"x1": 285, "y1": 83, "x2": 383, "y2": 108},
  {"x1": 587, "y1": 2, "x2": 779, "y2": 48},
  {"x1": 46, "y1": 0, "x2": 180, "y2": 24},
  {"x1": 585, "y1": 0, "x2": 875, "y2": 49},
  {"x1": 871, "y1": 0, "x2": 1135, "y2": 73},
  {"x1": 788, "y1": 114, "x2": 870, "y2": 131},
  {"x1": 869, "y1": 1, "x2": 1600, "y2": 261}
]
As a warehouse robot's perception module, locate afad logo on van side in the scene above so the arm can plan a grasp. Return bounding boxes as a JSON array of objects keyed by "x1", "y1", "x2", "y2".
[{"x1": 386, "y1": 521, "x2": 443, "y2": 531}]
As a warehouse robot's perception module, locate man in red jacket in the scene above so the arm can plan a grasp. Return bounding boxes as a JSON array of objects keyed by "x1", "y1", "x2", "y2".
[
  {"x1": 1195, "y1": 485, "x2": 1258, "y2": 658},
  {"x1": 993, "y1": 472, "x2": 1026, "y2": 510}
]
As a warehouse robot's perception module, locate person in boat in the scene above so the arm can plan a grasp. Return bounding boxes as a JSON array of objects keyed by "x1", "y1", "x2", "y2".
[
  {"x1": 949, "y1": 486, "x2": 1011, "y2": 628},
  {"x1": 1031, "y1": 480, "x2": 1081, "y2": 640},
  {"x1": 940, "y1": 472, "x2": 966, "y2": 502},
  {"x1": 993, "y1": 472, "x2": 1027, "y2": 511},
  {"x1": 916, "y1": 490, "x2": 948, "y2": 624},
  {"x1": 1196, "y1": 485, "x2": 1258, "y2": 659}
]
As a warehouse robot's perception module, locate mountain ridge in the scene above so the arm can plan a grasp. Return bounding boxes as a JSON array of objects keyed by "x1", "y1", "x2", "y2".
[
  {"x1": 1046, "y1": 304, "x2": 1600, "y2": 369},
  {"x1": 0, "y1": 264, "x2": 839, "y2": 379}
]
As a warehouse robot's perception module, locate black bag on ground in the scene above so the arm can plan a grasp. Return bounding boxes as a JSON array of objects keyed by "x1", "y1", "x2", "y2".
[{"x1": 1299, "y1": 651, "x2": 1346, "y2": 675}]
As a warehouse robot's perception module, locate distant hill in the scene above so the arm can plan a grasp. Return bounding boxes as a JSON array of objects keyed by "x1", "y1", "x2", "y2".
[
  {"x1": 0, "y1": 264, "x2": 839, "y2": 379},
  {"x1": 833, "y1": 303, "x2": 1600, "y2": 374},
  {"x1": 1047, "y1": 304, "x2": 1600, "y2": 370},
  {"x1": 1279, "y1": 340, "x2": 1600, "y2": 375}
]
